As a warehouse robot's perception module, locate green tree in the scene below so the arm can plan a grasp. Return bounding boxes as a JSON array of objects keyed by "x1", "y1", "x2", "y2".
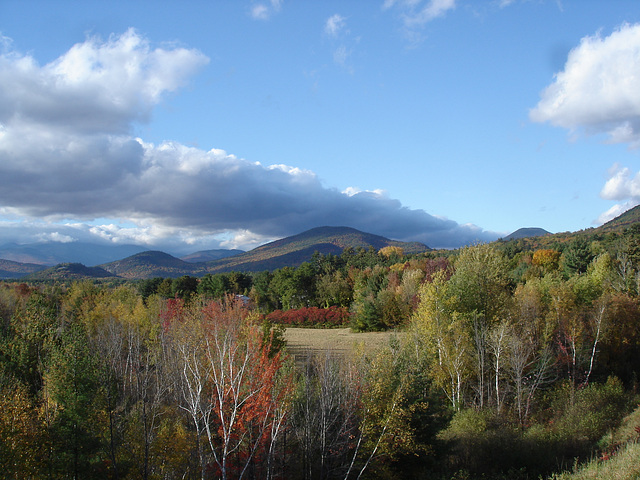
[
  {"x1": 198, "y1": 273, "x2": 231, "y2": 298},
  {"x1": 44, "y1": 322, "x2": 106, "y2": 478},
  {"x1": 561, "y1": 236, "x2": 594, "y2": 276},
  {"x1": 172, "y1": 275, "x2": 199, "y2": 300}
]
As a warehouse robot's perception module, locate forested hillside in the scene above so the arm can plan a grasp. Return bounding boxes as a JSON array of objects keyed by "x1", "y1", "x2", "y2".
[{"x1": 2, "y1": 221, "x2": 640, "y2": 478}]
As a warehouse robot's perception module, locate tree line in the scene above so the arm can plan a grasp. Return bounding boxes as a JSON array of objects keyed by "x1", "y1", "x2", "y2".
[{"x1": 2, "y1": 225, "x2": 640, "y2": 478}]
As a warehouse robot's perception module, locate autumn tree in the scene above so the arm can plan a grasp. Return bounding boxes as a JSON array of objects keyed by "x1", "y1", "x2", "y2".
[
  {"x1": 412, "y1": 270, "x2": 472, "y2": 410},
  {"x1": 171, "y1": 296, "x2": 294, "y2": 480},
  {"x1": 0, "y1": 373, "x2": 44, "y2": 478}
]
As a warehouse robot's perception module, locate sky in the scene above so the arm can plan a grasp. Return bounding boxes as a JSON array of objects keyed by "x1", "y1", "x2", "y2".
[{"x1": 1, "y1": 0, "x2": 640, "y2": 254}]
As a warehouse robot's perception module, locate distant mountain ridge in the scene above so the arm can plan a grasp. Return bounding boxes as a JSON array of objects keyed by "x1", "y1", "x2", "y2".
[
  {"x1": 200, "y1": 226, "x2": 430, "y2": 274},
  {"x1": 102, "y1": 251, "x2": 205, "y2": 279},
  {"x1": 0, "y1": 259, "x2": 46, "y2": 279},
  {"x1": 0, "y1": 242, "x2": 147, "y2": 266},
  {"x1": 7, "y1": 209, "x2": 640, "y2": 281},
  {"x1": 97, "y1": 226, "x2": 431, "y2": 279},
  {"x1": 26, "y1": 263, "x2": 116, "y2": 281}
]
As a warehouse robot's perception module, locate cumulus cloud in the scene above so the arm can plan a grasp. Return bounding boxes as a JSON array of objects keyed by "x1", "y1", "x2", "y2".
[
  {"x1": 0, "y1": 30, "x2": 497, "y2": 252},
  {"x1": 530, "y1": 23, "x2": 640, "y2": 147},
  {"x1": 596, "y1": 164, "x2": 640, "y2": 224},
  {"x1": 0, "y1": 28, "x2": 208, "y2": 135}
]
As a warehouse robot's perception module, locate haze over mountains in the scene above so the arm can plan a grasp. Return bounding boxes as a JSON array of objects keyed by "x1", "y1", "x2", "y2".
[{"x1": 1, "y1": 207, "x2": 638, "y2": 281}]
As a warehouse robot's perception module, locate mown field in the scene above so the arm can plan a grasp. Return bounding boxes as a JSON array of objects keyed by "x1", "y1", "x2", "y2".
[{"x1": 283, "y1": 327, "x2": 400, "y2": 362}]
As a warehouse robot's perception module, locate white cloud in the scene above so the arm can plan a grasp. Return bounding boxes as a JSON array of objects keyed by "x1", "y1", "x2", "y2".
[
  {"x1": 250, "y1": 0, "x2": 282, "y2": 20},
  {"x1": 600, "y1": 165, "x2": 640, "y2": 201},
  {"x1": 342, "y1": 187, "x2": 386, "y2": 197},
  {"x1": 596, "y1": 164, "x2": 640, "y2": 225},
  {"x1": 323, "y1": 14, "x2": 355, "y2": 71},
  {"x1": 384, "y1": 0, "x2": 456, "y2": 28},
  {"x1": 36, "y1": 232, "x2": 77, "y2": 243},
  {"x1": 596, "y1": 202, "x2": 638, "y2": 225},
  {"x1": 219, "y1": 229, "x2": 275, "y2": 250},
  {"x1": 0, "y1": 28, "x2": 208, "y2": 135},
  {"x1": 325, "y1": 14, "x2": 347, "y2": 37},
  {"x1": 530, "y1": 23, "x2": 640, "y2": 147}
]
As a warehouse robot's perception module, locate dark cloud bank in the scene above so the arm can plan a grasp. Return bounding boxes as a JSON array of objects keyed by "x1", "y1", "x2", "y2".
[{"x1": 0, "y1": 29, "x2": 499, "y2": 252}]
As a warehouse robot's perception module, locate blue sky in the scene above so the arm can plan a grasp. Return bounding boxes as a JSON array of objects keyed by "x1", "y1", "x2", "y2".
[{"x1": 1, "y1": 0, "x2": 639, "y2": 253}]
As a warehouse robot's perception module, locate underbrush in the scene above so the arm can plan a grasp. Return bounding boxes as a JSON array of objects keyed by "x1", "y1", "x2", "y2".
[
  {"x1": 434, "y1": 378, "x2": 635, "y2": 479},
  {"x1": 549, "y1": 403, "x2": 640, "y2": 480}
]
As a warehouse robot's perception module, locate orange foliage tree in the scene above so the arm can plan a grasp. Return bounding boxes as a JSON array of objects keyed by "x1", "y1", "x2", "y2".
[{"x1": 169, "y1": 296, "x2": 294, "y2": 480}]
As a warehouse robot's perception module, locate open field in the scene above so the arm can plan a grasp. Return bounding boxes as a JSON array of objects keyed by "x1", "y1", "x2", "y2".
[{"x1": 283, "y1": 327, "x2": 400, "y2": 362}]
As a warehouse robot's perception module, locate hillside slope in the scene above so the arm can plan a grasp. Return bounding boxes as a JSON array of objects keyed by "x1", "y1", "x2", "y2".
[
  {"x1": 25, "y1": 263, "x2": 116, "y2": 280},
  {"x1": 504, "y1": 227, "x2": 551, "y2": 240},
  {"x1": 599, "y1": 204, "x2": 640, "y2": 231},
  {"x1": 0, "y1": 259, "x2": 46, "y2": 279},
  {"x1": 101, "y1": 251, "x2": 207, "y2": 279},
  {"x1": 202, "y1": 226, "x2": 430, "y2": 273}
]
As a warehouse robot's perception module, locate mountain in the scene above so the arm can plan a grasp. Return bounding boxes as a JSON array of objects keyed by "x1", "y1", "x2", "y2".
[
  {"x1": 0, "y1": 259, "x2": 47, "y2": 279},
  {"x1": 25, "y1": 263, "x2": 116, "y2": 281},
  {"x1": 504, "y1": 227, "x2": 551, "y2": 241},
  {"x1": 0, "y1": 242, "x2": 148, "y2": 266},
  {"x1": 201, "y1": 226, "x2": 430, "y2": 273},
  {"x1": 180, "y1": 249, "x2": 244, "y2": 263},
  {"x1": 96, "y1": 226, "x2": 431, "y2": 279},
  {"x1": 599, "y1": 204, "x2": 640, "y2": 231},
  {"x1": 100, "y1": 251, "x2": 206, "y2": 279}
]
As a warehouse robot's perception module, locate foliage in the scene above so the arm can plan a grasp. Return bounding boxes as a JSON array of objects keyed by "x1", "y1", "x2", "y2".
[
  {"x1": 266, "y1": 306, "x2": 351, "y2": 328},
  {"x1": 4, "y1": 219, "x2": 640, "y2": 478}
]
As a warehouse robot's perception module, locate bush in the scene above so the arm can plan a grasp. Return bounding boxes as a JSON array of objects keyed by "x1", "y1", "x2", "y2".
[
  {"x1": 264, "y1": 306, "x2": 350, "y2": 328},
  {"x1": 550, "y1": 377, "x2": 629, "y2": 450}
]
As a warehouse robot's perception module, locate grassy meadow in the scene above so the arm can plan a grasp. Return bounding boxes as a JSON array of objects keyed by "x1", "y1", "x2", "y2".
[{"x1": 283, "y1": 327, "x2": 399, "y2": 362}]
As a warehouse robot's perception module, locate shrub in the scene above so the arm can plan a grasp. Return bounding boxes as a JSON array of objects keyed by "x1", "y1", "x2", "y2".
[{"x1": 265, "y1": 306, "x2": 350, "y2": 328}]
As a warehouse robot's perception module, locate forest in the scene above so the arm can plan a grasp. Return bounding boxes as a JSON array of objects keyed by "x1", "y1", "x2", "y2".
[{"x1": 2, "y1": 225, "x2": 640, "y2": 479}]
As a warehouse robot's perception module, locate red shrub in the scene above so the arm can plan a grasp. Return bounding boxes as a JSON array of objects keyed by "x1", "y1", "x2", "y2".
[{"x1": 265, "y1": 306, "x2": 350, "y2": 327}]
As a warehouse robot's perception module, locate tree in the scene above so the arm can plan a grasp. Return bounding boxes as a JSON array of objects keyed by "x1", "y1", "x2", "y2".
[
  {"x1": 172, "y1": 275, "x2": 199, "y2": 300},
  {"x1": 412, "y1": 271, "x2": 471, "y2": 410},
  {"x1": 44, "y1": 322, "x2": 106, "y2": 479},
  {"x1": 532, "y1": 249, "x2": 561, "y2": 274},
  {"x1": 448, "y1": 243, "x2": 511, "y2": 322},
  {"x1": 561, "y1": 236, "x2": 594, "y2": 276},
  {"x1": 199, "y1": 273, "x2": 231, "y2": 299},
  {"x1": 291, "y1": 350, "x2": 361, "y2": 480},
  {"x1": 0, "y1": 374, "x2": 43, "y2": 478},
  {"x1": 316, "y1": 270, "x2": 353, "y2": 308},
  {"x1": 172, "y1": 297, "x2": 294, "y2": 480}
]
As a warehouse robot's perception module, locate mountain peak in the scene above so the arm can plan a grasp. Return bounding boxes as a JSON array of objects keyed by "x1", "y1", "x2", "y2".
[{"x1": 504, "y1": 227, "x2": 551, "y2": 241}]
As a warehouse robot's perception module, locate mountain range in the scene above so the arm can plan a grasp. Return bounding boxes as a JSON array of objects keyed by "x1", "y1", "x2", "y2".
[
  {"x1": 2, "y1": 226, "x2": 430, "y2": 280},
  {"x1": 3, "y1": 207, "x2": 640, "y2": 280}
]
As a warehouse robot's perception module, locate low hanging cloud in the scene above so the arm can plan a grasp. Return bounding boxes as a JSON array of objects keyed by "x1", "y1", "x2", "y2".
[
  {"x1": 0, "y1": 29, "x2": 498, "y2": 251},
  {"x1": 530, "y1": 23, "x2": 640, "y2": 225}
]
